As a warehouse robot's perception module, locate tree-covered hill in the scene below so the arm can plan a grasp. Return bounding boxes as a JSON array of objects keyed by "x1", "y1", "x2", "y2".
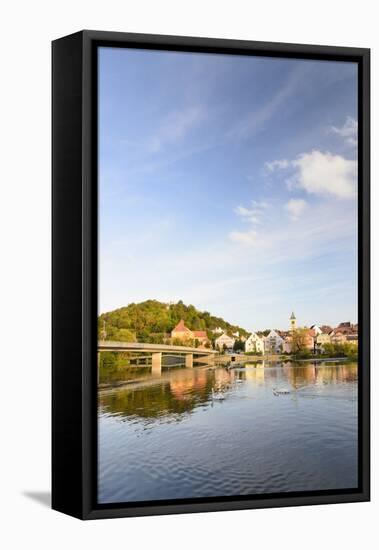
[{"x1": 98, "y1": 300, "x2": 249, "y2": 343}]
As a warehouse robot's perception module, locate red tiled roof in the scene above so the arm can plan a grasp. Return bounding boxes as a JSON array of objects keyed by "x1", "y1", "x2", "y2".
[
  {"x1": 193, "y1": 330, "x2": 207, "y2": 338},
  {"x1": 172, "y1": 320, "x2": 192, "y2": 333},
  {"x1": 334, "y1": 327, "x2": 356, "y2": 335}
]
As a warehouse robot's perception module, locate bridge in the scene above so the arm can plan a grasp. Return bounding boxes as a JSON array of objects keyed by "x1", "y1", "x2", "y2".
[{"x1": 98, "y1": 341, "x2": 218, "y2": 374}]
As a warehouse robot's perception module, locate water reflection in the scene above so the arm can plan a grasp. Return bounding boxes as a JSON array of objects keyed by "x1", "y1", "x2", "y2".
[
  {"x1": 99, "y1": 362, "x2": 357, "y2": 422},
  {"x1": 98, "y1": 361, "x2": 358, "y2": 503},
  {"x1": 100, "y1": 369, "x2": 213, "y2": 420}
]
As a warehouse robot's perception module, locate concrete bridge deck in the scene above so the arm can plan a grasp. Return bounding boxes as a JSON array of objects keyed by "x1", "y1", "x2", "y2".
[
  {"x1": 98, "y1": 340, "x2": 217, "y2": 374},
  {"x1": 98, "y1": 341, "x2": 217, "y2": 355}
]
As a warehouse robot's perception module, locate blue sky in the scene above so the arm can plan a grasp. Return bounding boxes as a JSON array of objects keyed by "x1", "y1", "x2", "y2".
[{"x1": 98, "y1": 47, "x2": 358, "y2": 331}]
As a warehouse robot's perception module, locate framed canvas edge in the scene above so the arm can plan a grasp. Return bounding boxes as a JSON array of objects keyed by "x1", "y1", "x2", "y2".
[
  {"x1": 52, "y1": 30, "x2": 370, "y2": 520},
  {"x1": 52, "y1": 31, "x2": 85, "y2": 519}
]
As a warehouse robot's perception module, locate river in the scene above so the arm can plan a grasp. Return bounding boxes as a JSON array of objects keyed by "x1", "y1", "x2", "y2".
[{"x1": 98, "y1": 361, "x2": 358, "y2": 503}]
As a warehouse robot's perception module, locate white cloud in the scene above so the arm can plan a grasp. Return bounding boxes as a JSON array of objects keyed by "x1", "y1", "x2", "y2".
[
  {"x1": 284, "y1": 198, "x2": 308, "y2": 220},
  {"x1": 266, "y1": 149, "x2": 357, "y2": 199},
  {"x1": 229, "y1": 229, "x2": 259, "y2": 246},
  {"x1": 265, "y1": 159, "x2": 289, "y2": 172},
  {"x1": 234, "y1": 201, "x2": 268, "y2": 224},
  {"x1": 291, "y1": 150, "x2": 357, "y2": 199},
  {"x1": 330, "y1": 116, "x2": 358, "y2": 147},
  {"x1": 148, "y1": 106, "x2": 204, "y2": 152},
  {"x1": 234, "y1": 208, "x2": 260, "y2": 224}
]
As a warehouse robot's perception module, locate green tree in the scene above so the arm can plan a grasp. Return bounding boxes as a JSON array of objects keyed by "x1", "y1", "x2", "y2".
[
  {"x1": 147, "y1": 333, "x2": 164, "y2": 344},
  {"x1": 291, "y1": 328, "x2": 311, "y2": 355},
  {"x1": 233, "y1": 339, "x2": 245, "y2": 352},
  {"x1": 323, "y1": 342, "x2": 358, "y2": 359},
  {"x1": 116, "y1": 328, "x2": 137, "y2": 342},
  {"x1": 98, "y1": 299, "x2": 250, "y2": 345}
]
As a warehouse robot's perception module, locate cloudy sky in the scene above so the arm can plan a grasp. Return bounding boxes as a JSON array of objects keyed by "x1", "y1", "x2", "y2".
[{"x1": 98, "y1": 47, "x2": 358, "y2": 331}]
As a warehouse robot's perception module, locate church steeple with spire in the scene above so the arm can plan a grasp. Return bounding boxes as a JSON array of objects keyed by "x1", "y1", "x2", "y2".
[{"x1": 290, "y1": 311, "x2": 297, "y2": 332}]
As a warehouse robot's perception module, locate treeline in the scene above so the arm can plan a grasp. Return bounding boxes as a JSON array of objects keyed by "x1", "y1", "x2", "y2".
[
  {"x1": 322, "y1": 342, "x2": 358, "y2": 360},
  {"x1": 98, "y1": 299, "x2": 249, "y2": 343},
  {"x1": 290, "y1": 341, "x2": 358, "y2": 360}
]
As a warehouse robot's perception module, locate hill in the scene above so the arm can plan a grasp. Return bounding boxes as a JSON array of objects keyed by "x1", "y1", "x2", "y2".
[{"x1": 98, "y1": 300, "x2": 249, "y2": 344}]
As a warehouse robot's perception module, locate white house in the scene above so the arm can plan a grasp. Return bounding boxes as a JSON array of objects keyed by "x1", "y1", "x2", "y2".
[
  {"x1": 315, "y1": 332, "x2": 331, "y2": 353},
  {"x1": 215, "y1": 332, "x2": 235, "y2": 350},
  {"x1": 310, "y1": 324, "x2": 322, "y2": 336},
  {"x1": 245, "y1": 332, "x2": 264, "y2": 354},
  {"x1": 264, "y1": 330, "x2": 284, "y2": 354}
]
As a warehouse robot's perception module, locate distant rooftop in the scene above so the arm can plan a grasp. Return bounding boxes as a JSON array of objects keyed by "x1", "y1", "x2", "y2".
[
  {"x1": 193, "y1": 330, "x2": 207, "y2": 338},
  {"x1": 172, "y1": 319, "x2": 192, "y2": 333}
]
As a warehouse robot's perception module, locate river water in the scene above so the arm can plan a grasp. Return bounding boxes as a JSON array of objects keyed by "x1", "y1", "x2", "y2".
[{"x1": 98, "y1": 361, "x2": 358, "y2": 504}]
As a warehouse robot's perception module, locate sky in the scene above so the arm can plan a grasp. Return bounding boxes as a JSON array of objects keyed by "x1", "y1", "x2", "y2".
[{"x1": 98, "y1": 47, "x2": 358, "y2": 331}]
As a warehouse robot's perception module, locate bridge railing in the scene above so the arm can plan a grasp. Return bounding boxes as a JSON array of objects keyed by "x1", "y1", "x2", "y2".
[{"x1": 98, "y1": 340, "x2": 218, "y2": 354}]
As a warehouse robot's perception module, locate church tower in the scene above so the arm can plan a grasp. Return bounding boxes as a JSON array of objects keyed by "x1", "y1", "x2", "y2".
[{"x1": 290, "y1": 311, "x2": 297, "y2": 332}]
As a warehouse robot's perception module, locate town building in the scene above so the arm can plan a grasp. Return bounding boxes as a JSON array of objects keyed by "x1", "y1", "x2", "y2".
[
  {"x1": 171, "y1": 319, "x2": 193, "y2": 341},
  {"x1": 245, "y1": 332, "x2": 265, "y2": 354},
  {"x1": 192, "y1": 330, "x2": 209, "y2": 347},
  {"x1": 330, "y1": 331, "x2": 347, "y2": 344},
  {"x1": 215, "y1": 332, "x2": 235, "y2": 351},
  {"x1": 334, "y1": 322, "x2": 355, "y2": 335},
  {"x1": 264, "y1": 330, "x2": 284, "y2": 354},
  {"x1": 315, "y1": 332, "x2": 331, "y2": 353},
  {"x1": 171, "y1": 320, "x2": 210, "y2": 348},
  {"x1": 310, "y1": 324, "x2": 323, "y2": 335},
  {"x1": 290, "y1": 311, "x2": 297, "y2": 332}
]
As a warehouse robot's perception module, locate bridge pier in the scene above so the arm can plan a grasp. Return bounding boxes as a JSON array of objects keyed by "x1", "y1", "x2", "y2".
[
  {"x1": 97, "y1": 342, "x2": 217, "y2": 374},
  {"x1": 151, "y1": 352, "x2": 162, "y2": 375}
]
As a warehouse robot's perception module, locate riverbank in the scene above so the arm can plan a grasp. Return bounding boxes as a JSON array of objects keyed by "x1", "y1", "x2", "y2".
[
  {"x1": 218, "y1": 354, "x2": 357, "y2": 363},
  {"x1": 216, "y1": 353, "x2": 280, "y2": 363},
  {"x1": 283, "y1": 355, "x2": 357, "y2": 364},
  {"x1": 290, "y1": 355, "x2": 357, "y2": 363}
]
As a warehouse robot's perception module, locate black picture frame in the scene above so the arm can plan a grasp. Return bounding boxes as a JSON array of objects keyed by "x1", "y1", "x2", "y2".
[{"x1": 52, "y1": 30, "x2": 370, "y2": 520}]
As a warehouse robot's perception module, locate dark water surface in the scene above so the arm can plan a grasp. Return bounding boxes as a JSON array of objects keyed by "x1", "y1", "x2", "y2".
[{"x1": 98, "y1": 361, "x2": 358, "y2": 503}]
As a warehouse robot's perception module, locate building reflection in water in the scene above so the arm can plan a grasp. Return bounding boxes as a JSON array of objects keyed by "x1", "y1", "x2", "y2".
[{"x1": 99, "y1": 362, "x2": 358, "y2": 423}]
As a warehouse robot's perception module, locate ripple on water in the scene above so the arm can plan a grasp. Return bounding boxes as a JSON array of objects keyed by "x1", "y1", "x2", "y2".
[{"x1": 98, "y1": 363, "x2": 358, "y2": 503}]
